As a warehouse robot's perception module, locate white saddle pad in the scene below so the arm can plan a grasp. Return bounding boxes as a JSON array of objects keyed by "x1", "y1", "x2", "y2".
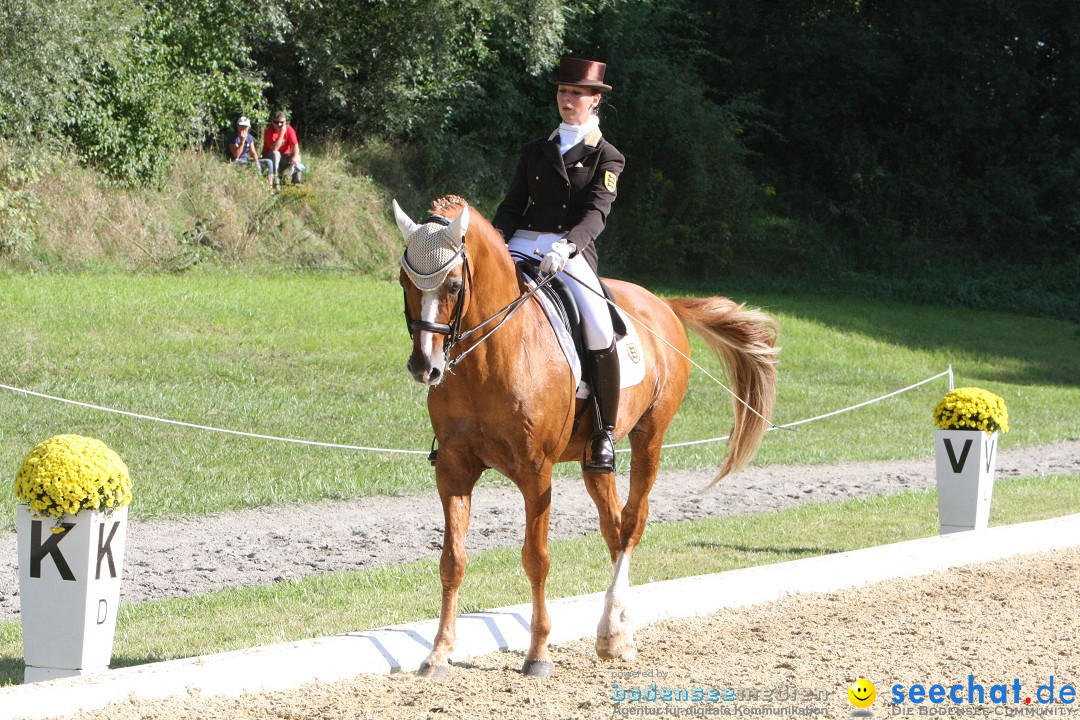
[{"x1": 521, "y1": 275, "x2": 647, "y2": 399}]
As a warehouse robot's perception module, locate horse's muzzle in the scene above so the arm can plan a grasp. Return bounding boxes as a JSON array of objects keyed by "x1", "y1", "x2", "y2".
[{"x1": 407, "y1": 354, "x2": 444, "y2": 386}]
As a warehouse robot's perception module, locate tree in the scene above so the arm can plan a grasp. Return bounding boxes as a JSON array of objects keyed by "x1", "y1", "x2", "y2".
[
  {"x1": 708, "y1": 0, "x2": 1080, "y2": 268},
  {"x1": 578, "y1": 0, "x2": 762, "y2": 276},
  {"x1": 65, "y1": 0, "x2": 268, "y2": 184},
  {"x1": 0, "y1": 0, "x2": 136, "y2": 141},
  {"x1": 248, "y1": 0, "x2": 580, "y2": 140}
]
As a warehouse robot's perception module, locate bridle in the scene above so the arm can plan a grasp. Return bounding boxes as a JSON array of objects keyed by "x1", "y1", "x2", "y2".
[
  {"x1": 401, "y1": 220, "x2": 555, "y2": 372},
  {"x1": 401, "y1": 216, "x2": 471, "y2": 351}
]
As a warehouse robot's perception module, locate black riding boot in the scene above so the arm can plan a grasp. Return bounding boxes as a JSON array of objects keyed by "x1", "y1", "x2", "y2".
[{"x1": 583, "y1": 340, "x2": 621, "y2": 474}]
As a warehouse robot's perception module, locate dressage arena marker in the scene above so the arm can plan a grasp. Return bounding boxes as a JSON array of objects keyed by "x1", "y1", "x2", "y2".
[
  {"x1": 2, "y1": 512, "x2": 1077, "y2": 720},
  {"x1": 0, "y1": 367, "x2": 953, "y2": 454}
]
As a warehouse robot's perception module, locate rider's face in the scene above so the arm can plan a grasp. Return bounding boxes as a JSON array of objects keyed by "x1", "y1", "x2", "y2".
[{"x1": 557, "y1": 85, "x2": 600, "y2": 126}]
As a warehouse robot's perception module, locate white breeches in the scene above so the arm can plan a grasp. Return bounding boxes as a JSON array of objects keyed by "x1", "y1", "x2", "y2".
[{"x1": 508, "y1": 231, "x2": 614, "y2": 350}]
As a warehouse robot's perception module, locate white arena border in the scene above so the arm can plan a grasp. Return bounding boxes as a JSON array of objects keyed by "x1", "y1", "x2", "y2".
[{"x1": 3, "y1": 513, "x2": 1079, "y2": 720}]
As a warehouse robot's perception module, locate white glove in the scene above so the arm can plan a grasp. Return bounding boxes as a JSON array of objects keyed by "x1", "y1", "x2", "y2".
[{"x1": 540, "y1": 241, "x2": 575, "y2": 274}]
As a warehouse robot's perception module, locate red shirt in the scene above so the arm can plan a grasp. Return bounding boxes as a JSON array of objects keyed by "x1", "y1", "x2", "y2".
[{"x1": 262, "y1": 124, "x2": 299, "y2": 155}]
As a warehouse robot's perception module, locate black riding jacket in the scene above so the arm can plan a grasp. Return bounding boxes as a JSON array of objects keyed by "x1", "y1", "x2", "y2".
[{"x1": 492, "y1": 127, "x2": 624, "y2": 272}]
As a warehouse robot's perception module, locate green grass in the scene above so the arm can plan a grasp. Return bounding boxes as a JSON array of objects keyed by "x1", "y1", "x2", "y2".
[
  {"x1": 2, "y1": 274, "x2": 1078, "y2": 530},
  {"x1": 1, "y1": 472, "x2": 1077, "y2": 685},
  {"x1": 0, "y1": 273, "x2": 434, "y2": 529}
]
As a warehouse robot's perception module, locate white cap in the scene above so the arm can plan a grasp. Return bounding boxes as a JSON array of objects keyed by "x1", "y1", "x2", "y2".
[{"x1": 237, "y1": 116, "x2": 250, "y2": 127}]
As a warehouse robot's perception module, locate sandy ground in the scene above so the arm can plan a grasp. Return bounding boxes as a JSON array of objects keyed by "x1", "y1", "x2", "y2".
[
  {"x1": 52, "y1": 545, "x2": 1080, "y2": 720},
  {"x1": 2, "y1": 441, "x2": 1078, "y2": 622}
]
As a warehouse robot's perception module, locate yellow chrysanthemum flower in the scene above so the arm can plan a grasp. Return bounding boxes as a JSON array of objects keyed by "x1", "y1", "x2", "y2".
[
  {"x1": 13, "y1": 435, "x2": 132, "y2": 524},
  {"x1": 933, "y1": 387, "x2": 1009, "y2": 434}
]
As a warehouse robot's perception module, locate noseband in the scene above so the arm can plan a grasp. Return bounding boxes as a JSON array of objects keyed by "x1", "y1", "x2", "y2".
[{"x1": 403, "y1": 266, "x2": 469, "y2": 355}]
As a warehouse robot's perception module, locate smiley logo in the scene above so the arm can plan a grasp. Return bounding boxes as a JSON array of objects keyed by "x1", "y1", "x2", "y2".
[{"x1": 848, "y1": 678, "x2": 877, "y2": 709}]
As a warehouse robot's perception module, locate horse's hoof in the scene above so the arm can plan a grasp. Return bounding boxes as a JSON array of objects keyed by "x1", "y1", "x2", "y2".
[
  {"x1": 596, "y1": 636, "x2": 637, "y2": 661},
  {"x1": 416, "y1": 662, "x2": 449, "y2": 680},
  {"x1": 521, "y1": 659, "x2": 554, "y2": 677}
]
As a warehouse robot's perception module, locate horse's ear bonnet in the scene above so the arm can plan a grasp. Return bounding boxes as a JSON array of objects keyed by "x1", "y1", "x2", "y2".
[{"x1": 394, "y1": 200, "x2": 468, "y2": 291}]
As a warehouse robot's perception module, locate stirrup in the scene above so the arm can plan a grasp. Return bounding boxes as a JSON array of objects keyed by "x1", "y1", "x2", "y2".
[{"x1": 583, "y1": 430, "x2": 616, "y2": 474}]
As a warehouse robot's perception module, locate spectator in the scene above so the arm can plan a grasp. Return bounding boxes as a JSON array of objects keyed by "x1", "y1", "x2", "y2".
[
  {"x1": 226, "y1": 116, "x2": 257, "y2": 165},
  {"x1": 260, "y1": 111, "x2": 304, "y2": 188}
]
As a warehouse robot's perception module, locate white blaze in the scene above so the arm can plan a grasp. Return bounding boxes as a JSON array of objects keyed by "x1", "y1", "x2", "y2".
[{"x1": 419, "y1": 289, "x2": 444, "y2": 372}]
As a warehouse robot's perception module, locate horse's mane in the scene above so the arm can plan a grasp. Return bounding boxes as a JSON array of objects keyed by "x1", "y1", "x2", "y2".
[
  {"x1": 430, "y1": 195, "x2": 468, "y2": 219},
  {"x1": 429, "y1": 194, "x2": 502, "y2": 247}
]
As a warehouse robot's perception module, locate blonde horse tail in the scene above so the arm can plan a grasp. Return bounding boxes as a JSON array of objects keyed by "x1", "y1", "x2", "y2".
[{"x1": 666, "y1": 297, "x2": 779, "y2": 488}]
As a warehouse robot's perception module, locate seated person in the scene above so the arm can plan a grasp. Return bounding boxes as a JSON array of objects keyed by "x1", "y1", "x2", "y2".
[
  {"x1": 226, "y1": 116, "x2": 257, "y2": 164},
  {"x1": 260, "y1": 111, "x2": 305, "y2": 187}
]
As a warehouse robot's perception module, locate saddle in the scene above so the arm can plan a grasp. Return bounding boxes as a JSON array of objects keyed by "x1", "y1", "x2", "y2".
[{"x1": 515, "y1": 260, "x2": 627, "y2": 371}]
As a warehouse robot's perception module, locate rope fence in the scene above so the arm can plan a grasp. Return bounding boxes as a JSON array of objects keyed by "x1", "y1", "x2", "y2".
[
  {"x1": 0, "y1": 365, "x2": 953, "y2": 457},
  {"x1": 653, "y1": 366, "x2": 954, "y2": 452}
]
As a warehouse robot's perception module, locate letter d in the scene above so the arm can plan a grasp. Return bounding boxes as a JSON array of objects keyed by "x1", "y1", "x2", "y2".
[{"x1": 1038, "y1": 678, "x2": 1054, "y2": 704}]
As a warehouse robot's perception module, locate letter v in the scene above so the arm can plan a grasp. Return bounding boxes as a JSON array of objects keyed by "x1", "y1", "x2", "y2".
[
  {"x1": 944, "y1": 438, "x2": 973, "y2": 473},
  {"x1": 983, "y1": 434, "x2": 997, "y2": 473}
]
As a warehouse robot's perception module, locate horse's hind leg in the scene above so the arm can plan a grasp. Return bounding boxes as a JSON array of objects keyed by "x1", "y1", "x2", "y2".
[
  {"x1": 585, "y1": 468, "x2": 626, "y2": 656},
  {"x1": 584, "y1": 470, "x2": 622, "y2": 563},
  {"x1": 595, "y1": 428, "x2": 664, "y2": 661}
]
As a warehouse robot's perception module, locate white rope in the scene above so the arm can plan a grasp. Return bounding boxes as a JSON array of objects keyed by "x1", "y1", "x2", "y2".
[
  {"x1": 638, "y1": 368, "x2": 953, "y2": 452},
  {"x1": 0, "y1": 382, "x2": 430, "y2": 456},
  {"x1": 2, "y1": 368, "x2": 951, "y2": 456},
  {"x1": 770, "y1": 367, "x2": 952, "y2": 431}
]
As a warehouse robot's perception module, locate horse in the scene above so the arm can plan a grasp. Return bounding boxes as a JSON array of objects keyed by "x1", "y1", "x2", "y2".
[{"x1": 393, "y1": 195, "x2": 778, "y2": 678}]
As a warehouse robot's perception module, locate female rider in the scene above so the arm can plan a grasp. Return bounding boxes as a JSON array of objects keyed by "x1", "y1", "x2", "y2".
[{"x1": 492, "y1": 57, "x2": 625, "y2": 474}]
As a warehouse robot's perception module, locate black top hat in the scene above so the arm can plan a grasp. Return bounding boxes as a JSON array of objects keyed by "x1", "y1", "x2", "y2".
[{"x1": 549, "y1": 57, "x2": 612, "y2": 92}]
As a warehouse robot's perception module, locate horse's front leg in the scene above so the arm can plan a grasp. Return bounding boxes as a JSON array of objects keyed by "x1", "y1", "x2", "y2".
[
  {"x1": 518, "y1": 470, "x2": 554, "y2": 677},
  {"x1": 418, "y1": 465, "x2": 479, "y2": 679}
]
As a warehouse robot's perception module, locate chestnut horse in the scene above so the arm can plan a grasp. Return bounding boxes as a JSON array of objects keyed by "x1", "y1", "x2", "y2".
[{"x1": 394, "y1": 195, "x2": 777, "y2": 678}]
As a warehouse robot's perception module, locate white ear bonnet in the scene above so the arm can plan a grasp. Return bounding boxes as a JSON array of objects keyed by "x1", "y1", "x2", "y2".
[{"x1": 394, "y1": 200, "x2": 469, "y2": 291}]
